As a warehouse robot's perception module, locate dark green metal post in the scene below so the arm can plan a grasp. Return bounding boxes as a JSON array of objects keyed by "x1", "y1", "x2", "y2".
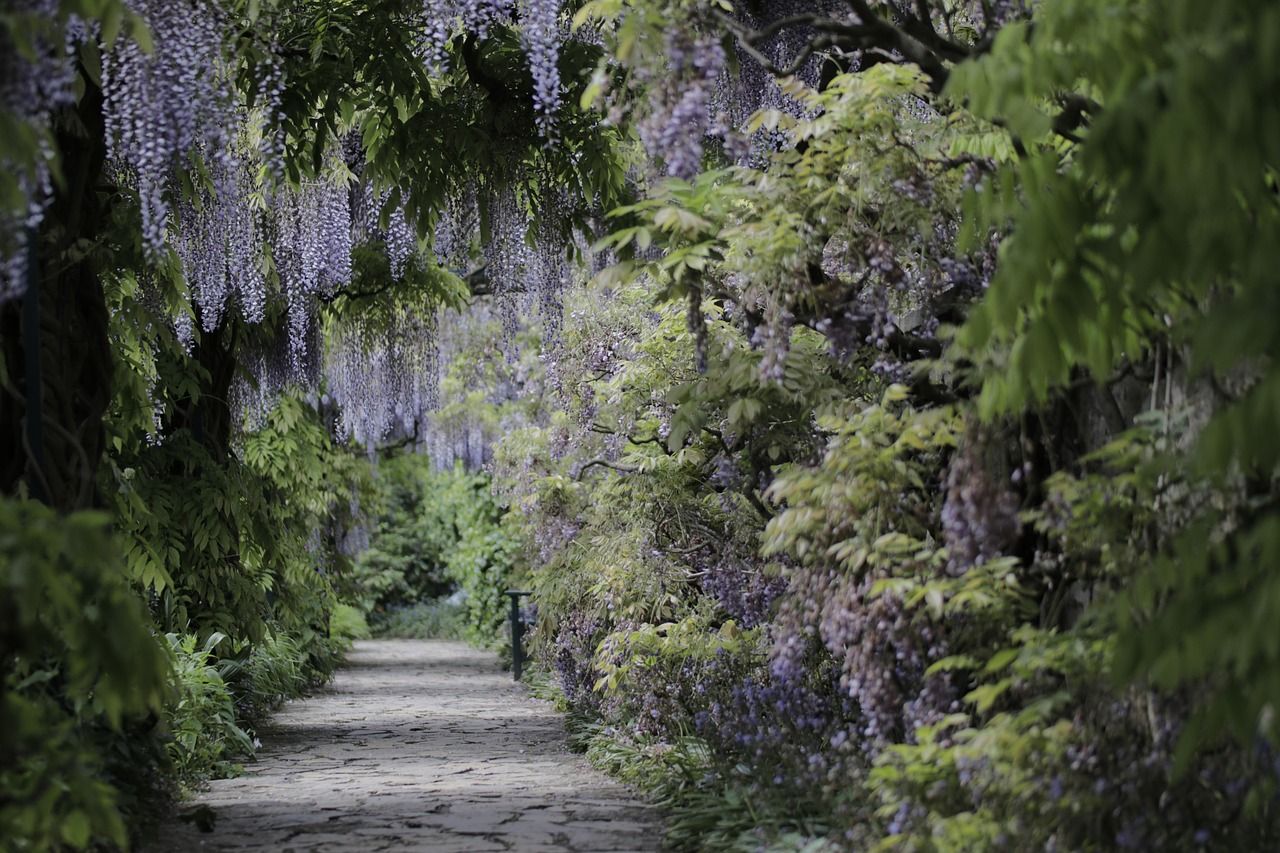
[{"x1": 505, "y1": 590, "x2": 531, "y2": 681}]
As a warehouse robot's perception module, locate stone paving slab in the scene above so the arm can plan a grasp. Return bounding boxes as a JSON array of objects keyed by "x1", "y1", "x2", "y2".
[{"x1": 146, "y1": 640, "x2": 661, "y2": 852}]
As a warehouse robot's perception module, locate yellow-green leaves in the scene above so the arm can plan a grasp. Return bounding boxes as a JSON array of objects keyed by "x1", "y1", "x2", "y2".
[{"x1": 764, "y1": 403, "x2": 959, "y2": 576}]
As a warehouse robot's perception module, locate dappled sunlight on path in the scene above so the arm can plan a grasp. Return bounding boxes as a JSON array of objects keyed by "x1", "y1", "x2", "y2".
[{"x1": 146, "y1": 640, "x2": 659, "y2": 852}]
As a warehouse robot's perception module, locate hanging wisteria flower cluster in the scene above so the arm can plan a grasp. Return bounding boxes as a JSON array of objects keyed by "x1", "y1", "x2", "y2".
[
  {"x1": 273, "y1": 178, "x2": 354, "y2": 371},
  {"x1": 416, "y1": 0, "x2": 562, "y2": 134},
  {"x1": 480, "y1": 183, "x2": 572, "y2": 351},
  {"x1": 636, "y1": 31, "x2": 726, "y2": 179},
  {"x1": 0, "y1": 3, "x2": 83, "y2": 303},
  {"x1": 102, "y1": 0, "x2": 234, "y2": 258},
  {"x1": 174, "y1": 151, "x2": 267, "y2": 333},
  {"x1": 431, "y1": 188, "x2": 479, "y2": 269},
  {"x1": 418, "y1": 0, "x2": 516, "y2": 69},
  {"x1": 255, "y1": 49, "x2": 288, "y2": 183},
  {"x1": 230, "y1": 329, "x2": 307, "y2": 431},
  {"x1": 353, "y1": 182, "x2": 419, "y2": 280},
  {"x1": 326, "y1": 307, "x2": 440, "y2": 447},
  {"x1": 519, "y1": 0, "x2": 563, "y2": 136}
]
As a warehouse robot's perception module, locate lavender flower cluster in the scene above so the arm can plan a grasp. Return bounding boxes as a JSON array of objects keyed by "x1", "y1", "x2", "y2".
[
  {"x1": 0, "y1": 3, "x2": 83, "y2": 302},
  {"x1": 694, "y1": 651, "x2": 860, "y2": 794},
  {"x1": 585, "y1": 621, "x2": 863, "y2": 806},
  {"x1": 417, "y1": 0, "x2": 560, "y2": 134},
  {"x1": 255, "y1": 49, "x2": 288, "y2": 183},
  {"x1": 770, "y1": 560, "x2": 959, "y2": 749},
  {"x1": 480, "y1": 184, "x2": 572, "y2": 355},
  {"x1": 418, "y1": 0, "x2": 516, "y2": 70},
  {"x1": 631, "y1": 0, "x2": 845, "y2": 176},
  {"x1": 709, "y1": 1, "x2": 834, "y2": 167},
  {"x1": 519, "y1": 0, "x2": 563, "y2": 137},
  {"x1": 174, "y1": 152, "x2": 267, "y2": 331},
  {"x1": 275, "y1": 178, "x2": 354, "y2": 372},
  {"x1": 103, "y1": 0, "x2": 235, "y2": 257},
  {"x1": 230, "y1": 331, "x2": 307, "y2": 431},
  {"x1": 354, "y1": 183, "x2": 419, "y2": 280},
  {"x1": 327, "y1": 307, "x2": 440, "y2": 447},
  {"x1": 636, "y1": 33, "x2": 725, "y2": 178},
  {"x1": 695, "y1": 550, "x2": 787, "y2": 630},
  {"x1": 551, "y1": 609, "x2": 605, "y2": 713}
]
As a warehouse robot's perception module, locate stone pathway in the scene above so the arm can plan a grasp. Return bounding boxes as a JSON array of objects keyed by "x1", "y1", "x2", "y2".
[{"x1": 147, "y1": 640, "x2": 660, "y2": 852}]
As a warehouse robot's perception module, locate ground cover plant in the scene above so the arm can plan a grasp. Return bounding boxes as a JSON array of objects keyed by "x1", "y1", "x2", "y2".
[{"x1": 2, "y1": 0, "x2": 1279, "y2": 850}]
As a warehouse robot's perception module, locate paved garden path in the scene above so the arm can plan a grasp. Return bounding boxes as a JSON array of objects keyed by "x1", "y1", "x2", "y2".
[{"x1": 147, "y1": 639, "x2": 660, "y2": 852}]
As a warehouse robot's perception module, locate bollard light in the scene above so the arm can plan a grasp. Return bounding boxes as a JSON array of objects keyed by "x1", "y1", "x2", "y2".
[{"x1": 505, "y1": 589, "x2": 532, "y2": 681}]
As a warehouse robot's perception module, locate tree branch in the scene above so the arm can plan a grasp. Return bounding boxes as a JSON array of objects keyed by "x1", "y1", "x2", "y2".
[{"x1": 573, "y1": 458, "x2": 638, "y2": 480}]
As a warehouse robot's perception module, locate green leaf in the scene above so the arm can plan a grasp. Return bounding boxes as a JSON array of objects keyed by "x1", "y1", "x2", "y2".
[{"x1": 61, "y1": 811, "x2": 91, "y2": 848}]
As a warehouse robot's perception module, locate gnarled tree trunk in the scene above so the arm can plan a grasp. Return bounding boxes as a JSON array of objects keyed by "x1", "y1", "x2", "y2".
[{"x1": 1, "y1": 76, "x2": 112, "y2": 512}]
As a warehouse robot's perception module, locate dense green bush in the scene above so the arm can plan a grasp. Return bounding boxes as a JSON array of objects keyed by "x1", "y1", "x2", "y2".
[
  {"x1": 165, "y1": 608, "x2": 373, "y2": 791},
  {"x1": 329, "y1": 603, "x2": 372, "y2": 644},
  {"x1": 352, "y1": 457, "x2": 456, "y2": 612},
  {"x1": 372, "y1": 600, "x2": 465, "y2": 640},
  {"x1": 465, "y1": 39, "x2": 1280, "y2": 841},
  {"x1": 0, "y1": 500, "x2": 171, "y2": 850},
  {"x1": 1, "y1": 385, "x2": 370, "y2": 848},
  {"x1": 164, "y1": 633, "x2": 254, "y2": 790},
  {"x1": 355, "y1": 458, "x2": 521, "y2": 646}
]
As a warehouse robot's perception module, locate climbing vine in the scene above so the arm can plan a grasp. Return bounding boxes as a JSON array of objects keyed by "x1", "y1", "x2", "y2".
[{"x1": 2, "y1": 0, "x2": 1279, "y2": 849}]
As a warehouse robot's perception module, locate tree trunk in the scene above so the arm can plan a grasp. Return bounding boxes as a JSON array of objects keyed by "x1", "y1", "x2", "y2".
[
  {"x1": 168, "y1": 318, "x2": 241, "y2": 460},
  {"x1": 1, "y1": 75, "x2": 112, "y2": 512}
]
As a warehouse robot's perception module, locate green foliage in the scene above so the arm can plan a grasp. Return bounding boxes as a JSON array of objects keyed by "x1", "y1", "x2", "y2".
[
  {"x1": 949, "y1": 0, "x2": 1280, "y2": 755},
  {"x1": 353, "y1": 456, "x2": 458, "y2": 612},
  {"x1": 329, "y1": 603, "x2": 371, "y2": 643},
  {"x1": 446, "y1": 506, "x2": 522, "y2": 645},
  {"x1": 596, "y1": 63, "x2": 976, "y2": 346},
  {"x1": 0, "y1": 698, "x2": 135, "y2": 852},
  {"x1": 372, "y1": 600, "x2": 465, "y2": 641},
  {"x1": 109, "y1": 391, "x2": 362, "y2": 644},
  {"x1": 581, "y1": 729, "x2": 768, "y2": 852},
  {"x1": 322, "y1": 253, "x2": 469, "y2": 342},
  {"x1": 763, "y1": 391, "x2": 959, "y2": 574},
  {"x1": 6, "y1": 0, "x2": 1280, "y2": 848},
  {"x1": 236, "y1": 0, "x2": 630, "y2": 240},
  {"x1": 164, "y1": 633, "x2": 254, "y2": 790},
  {"x1": 0, "y1": 500, "x2": 170, "y2": 725},
  {"x1": 0, "y1": 499, "x2": 171, "y2": 851},
  {"x1": 0, "y1": 0, "x2": 145, "y2": 236},
  {"x1": 594, "y1": 611, "x2": 757, "y2": 697},
  {"x1": 354, "y1": 457, "x2": 519, "y2": 645}
]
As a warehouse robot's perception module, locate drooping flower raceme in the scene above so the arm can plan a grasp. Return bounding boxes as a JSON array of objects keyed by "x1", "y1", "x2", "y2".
[
  {"x1": 325, "y1": 307, "x2": 440, "y2": 447},
  {"x1": 519, "y1": 0, "x2": 562, "y2": 137},
  {"x1": 274, "y1": 178, "x2": 354, "y2": 372},
  {"x1": 0, "y1": 4, "x2": 83, "y2": 302},
  {"x1": 102, "y1": 0, "x2": 235, "y2": 258},
  {"x1": 174, "y1": 148, "x2": 268, "y2": 331}
]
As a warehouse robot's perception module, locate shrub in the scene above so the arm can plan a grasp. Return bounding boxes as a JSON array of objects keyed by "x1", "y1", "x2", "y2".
[
  {"x1": 330, "y1": 602, "x2": 371, "y2": 643},
  {"x1": 221, "y1": 630, "x2": 312, "y2": 725},
  {"x1": 372, "y1": 600, "x2": 465, "y2": 640},
  {"x1": 164, "y1": 633, "x2": 254, "y2": 789},
  {"x1": 0, "y1": 499, "x2": 170, "y2": 850},
  {"x1": 354, "y1": 459, "x2": 521, "y2": 646}
]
